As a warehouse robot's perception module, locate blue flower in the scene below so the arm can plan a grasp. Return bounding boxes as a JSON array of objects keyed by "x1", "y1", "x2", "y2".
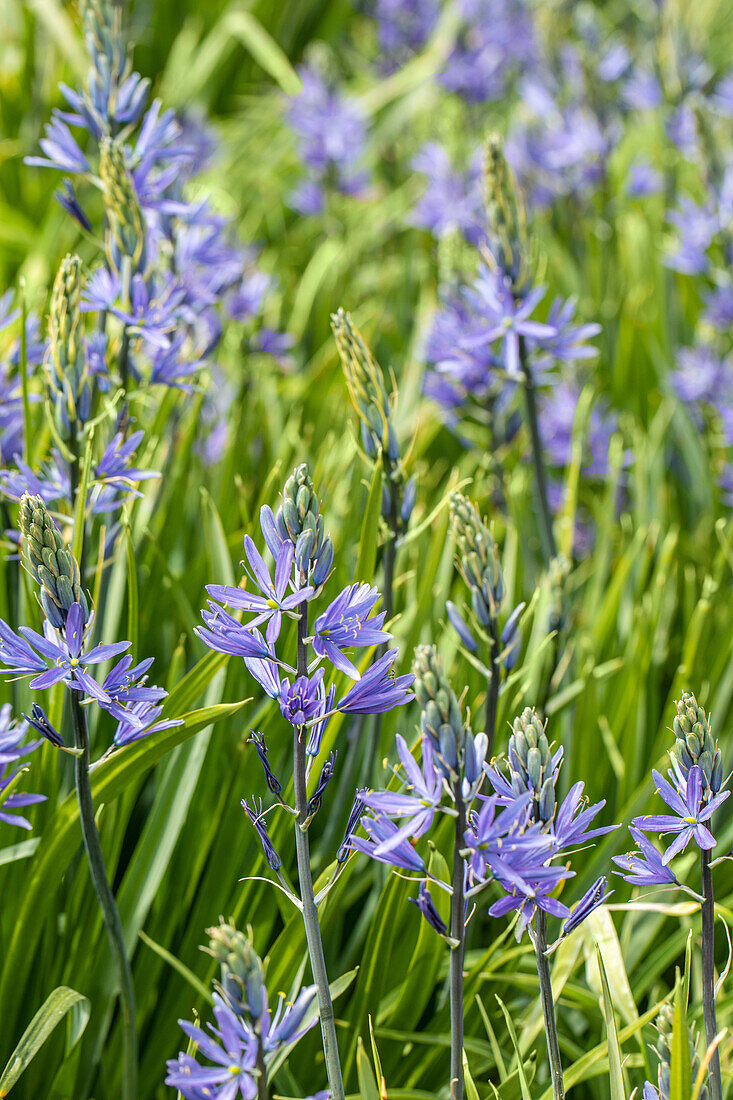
[
  {"x1": 242, "y1": 797, "x2": 281, "y2": 871},
  {"x1": 350, "y1": 814, "x2": 426, "y2": 873},
  {"x1": 207, "y1": 538, "x2": 311, "y2": 645},
  {"x1": 92, "y1": 431, "x2": 160, "y2": 511},
  {"x1": 195, "y1": 605, "x2": 273, "y2": 662},
  {"x1": 633, "y1": 765, "x2": 729, "y2": 864},
  {"x1": 25, "y1": 113, "x2": 90, "y2": 173},
  {"x1": 0, "y1": 705, "x2": 45, "y2": 830},
  {"x1": 464, "y1": 268, "x2": 556, "y2": 376},
  {"x1": 165, "y1": 993, "x2": 259, "y2": 1099},
  {"x1": 612, "y1": 827, "x2": 679, "y2": 888},
  {"x1": 16, "y1": 603, "x2": 129, "y2": 696},
  {"x1": 410, "y1": 144, "x2": 484, "y2": 245},
  {"x1": 261, "y1": 984, "x2": 318, "y2": 1051},
  {"x1": 280, "y1": 669, "x2": 325, "y2": 727},
  {"x1": 551, "y1": 781, "x2": 616, "y2": 852},
  {"x1": 286, "y1": 65, "x2": 369, "y2": 206},
  {"x1": 113, "y1": 701, "x2": 181, "y2": 748},
  {"x1": 361, "y1": 735, "x2": 442, "y2": 852},
  {"x1": 562, "y1": 876, "x2": 611, "y2": 936},
  {"x1": 248, "y1": 732, "x2": 282, "y2": 796},
  {"x1": 313, "y1": 583, "x2": 390, "y2": 679},
  {"x1": 24, "y1": 703, "x2": 64, "y2": 748},
  {"x1": 337, "y1": 788, "x2": 368, "y2": 863},
  {"x1": 409, "y1": 882, "x2": 455, "y2": 943},
  {"x1": 336, "y1": 649, "x2": 414, "y2": 715}
]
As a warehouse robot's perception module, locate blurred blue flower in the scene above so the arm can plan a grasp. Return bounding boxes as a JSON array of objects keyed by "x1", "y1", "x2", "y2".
[
  {"x1": 350, "y1": 813, "x2": 427, "y2": 872},
  {"x1": 286, "y1": 65, "x2": 369, "y2": 210},
  {"x1": 410, "y1": 144, "x2": 484, "y2": 244}
]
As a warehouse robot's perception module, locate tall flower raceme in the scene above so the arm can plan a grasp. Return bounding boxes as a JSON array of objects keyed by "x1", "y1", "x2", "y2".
[
  {"x1": 447, "y1": 492, "x2": 523, "y2": 757},
  {"x1": 331, "y1": 308, "x2": 416, "y2": 636},
  {"x1": 166, "y1": 920, "x2": 319, "y2": 1099},
  {"x1": 195, "y1": 464, "x2": 414, "y2": 1100},
  {"x1": 285, "y1": 62, "x2": 370, "y2": 217},
  {"x1": 0, "y1": 253, "x2": 159, "y2": 549},
  {"x1": 352, "y1": 644, "x2": 489, "y2": 1100},
  {"x1": 419, "y1": 136, "x2": 602, "y2": 569},
  {"x1": 466, "y1": 707, "x2": 617, "y2": 1100},
  {"x1": 614, "y1": 692, "x2": 729, "y2": 1100},
  {"x1": 0, "y1": 495, "x2": 181, "y2": 1100},
  {"x1": 25, "y1": 0, "x2": 290, "y2": 401}
]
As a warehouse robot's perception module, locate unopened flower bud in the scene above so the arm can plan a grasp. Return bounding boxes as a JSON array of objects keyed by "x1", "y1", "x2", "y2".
[
  {"x1": 100, "y1": 135, "x2": 147, "y2": 278},
  {"x1": 19, "y1": 494, "x2": 89, "y2": 630},
  {"x1": 482, "y1": 134, "x2": 529, "y2": 295}
]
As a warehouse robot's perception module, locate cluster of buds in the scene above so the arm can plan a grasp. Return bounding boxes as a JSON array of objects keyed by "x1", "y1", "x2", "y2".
[
  {"x1": 19, "y1": 494, "x2": 90, "y2": 630},
  {"x1": 447, "y1": 492, "x2": 522, "y2": 669},
  {"x1": 206, "y1": 920, "x2": 266, "y2": 1024},
  {"x1": 100, "y1": 135, "x2": 147, "y2": 279},
  {"x1": 450, "y1": 493, "x2": 503, "y2": 626},
  {"x1": 507, "y1": 708, "x2": 557, "y2": 823},
  {"x1": 46, "y1": 254, "x2": 91, "y2": 434},
  {"x1": 672, "y1": 691, "x2": 723, "y2": 797},
  {"x1": 412, "y1": 644, "x2": 486, "y2": 796},
  {"x1": 482, "y1": 135, "x2": 529, "y2": 296},
  {"x1": 651, "y1": 1001, "x2": 705, "y2": 1100},
  {"x1": 331, "y1": 309, "x2": 415, "y2": 538},
  {"x1": 273, "y1": 463, "x2": 333, "y2": 582}
]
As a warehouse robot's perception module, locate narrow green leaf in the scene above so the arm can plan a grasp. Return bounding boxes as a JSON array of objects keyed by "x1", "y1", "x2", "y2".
[
  {"x1": 669, "y1": 979, "x2": 691, "y2": 1100},
  {"x1": 0, "y1": 987, "x2": 89, "y2": 1096},
  {"x1": 463, "y1": 1051, "x2": 481, "y2": 1100},
  {"x1": 138, "y1": 930, "x2": 213, "y2": 1005},
  {"x1": 72, "y1": 429, "x2": 94, "y2": 567},
  {"x1": 224, "y1": 9, "x2": 302, "y2": 95},
  {"x1": 596, "y1": 944, "x2": 626, "y2": 1100},
  {"x1": 357, "y1": 1037, "x2": 381, "y2": 1100},
  {"x1": 495, "y1": 996, "x2": 533, "y2": 1100}
]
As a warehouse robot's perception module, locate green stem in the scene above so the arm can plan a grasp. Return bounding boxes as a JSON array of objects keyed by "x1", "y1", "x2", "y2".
[
  {"x1": 366, "y1": 471, "x2": 399, "y2": 780},
  {"x1": 535, "y1": 910, "x2": 564, "y2": 1100},
  {"x1": 450, "y1": 780, "x2": 466, "y2": 1100},
  {"x1": 701, "y1": 848, "x2": 723, "y2": 1100},
  {"x1": 119, "y1": 328, "x2": 130, "y2": 393},
  {"x1": 485, "y1": 619, "x2": 500, "y2": 760},
  {"x1": 518, "y1": 337, "x2": 556, "y2": 567},
  {"x1": 256, "y1": 1037, "x2": 268, "y2": 1100},
  {"x1": 70, "y1": 695, "x2": 137, "y2": 1100},
  {"x1": 294, "y1": 607, "x2": 345, "y2": 1100}
]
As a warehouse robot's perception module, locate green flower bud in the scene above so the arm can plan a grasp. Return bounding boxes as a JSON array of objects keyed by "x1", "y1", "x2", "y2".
[
  {"x1": 450, "y1": 492, "x2": 504, "y2": 629},
  {"x1": 277, "y1": 464, "x2": 332, "y2": 579},
  {"x1": 412, "y1": 644, "x2": 465, "y2": 765},
  {"x1": 671, "y1": 691, "x2": 721, "y2": 796},
  {"x1": 482, "y1": 135, "x2": 529, "y2": 295},
  {"x1": 100, "y1": 135, "x2": 147, "y2": 278},
  {"x1": 19, "y1": 494, "x2": 89, "y2": 630},
  {"x1": 206, "y1": 920, "x2": 265, "y2": 1022},
  {"x1": 46, "y1": 255, "x2": 92, "y2": 435}
]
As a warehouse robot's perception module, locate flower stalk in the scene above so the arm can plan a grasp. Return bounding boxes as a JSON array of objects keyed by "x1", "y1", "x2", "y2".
[
  {"x1": 70, "y1": 693, "x2": 137, "y2": 1100},
  {"x1": 700, "y1": 847, "x2": 722, "y2": 1100},
  {"x1": 534, "y1": 909, "x2": 564, "y2": 1100},
  {"x1": 450, "y1": 779, "x2": 466, "y2": 1100},
  {"x1": 518, "y1": 335, "x2": 556, "y2": 566},
  {"x1": 294, "y1": 606, "x2": 345, "y2": 1100}
]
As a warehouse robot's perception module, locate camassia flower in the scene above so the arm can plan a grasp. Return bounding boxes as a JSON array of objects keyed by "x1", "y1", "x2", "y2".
[
  {"x1": 207, "y1": 538, "x2": 312, "y2": 643},
  {"x1": 313, "y1": 582, "x2": 389, "y2": 679},
  {"x1": 633, "y1": 765, "x2": 729, "y2": 864},
  {"x1": 360, "y1": 735, "x2": 443, "y2": 852}
]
